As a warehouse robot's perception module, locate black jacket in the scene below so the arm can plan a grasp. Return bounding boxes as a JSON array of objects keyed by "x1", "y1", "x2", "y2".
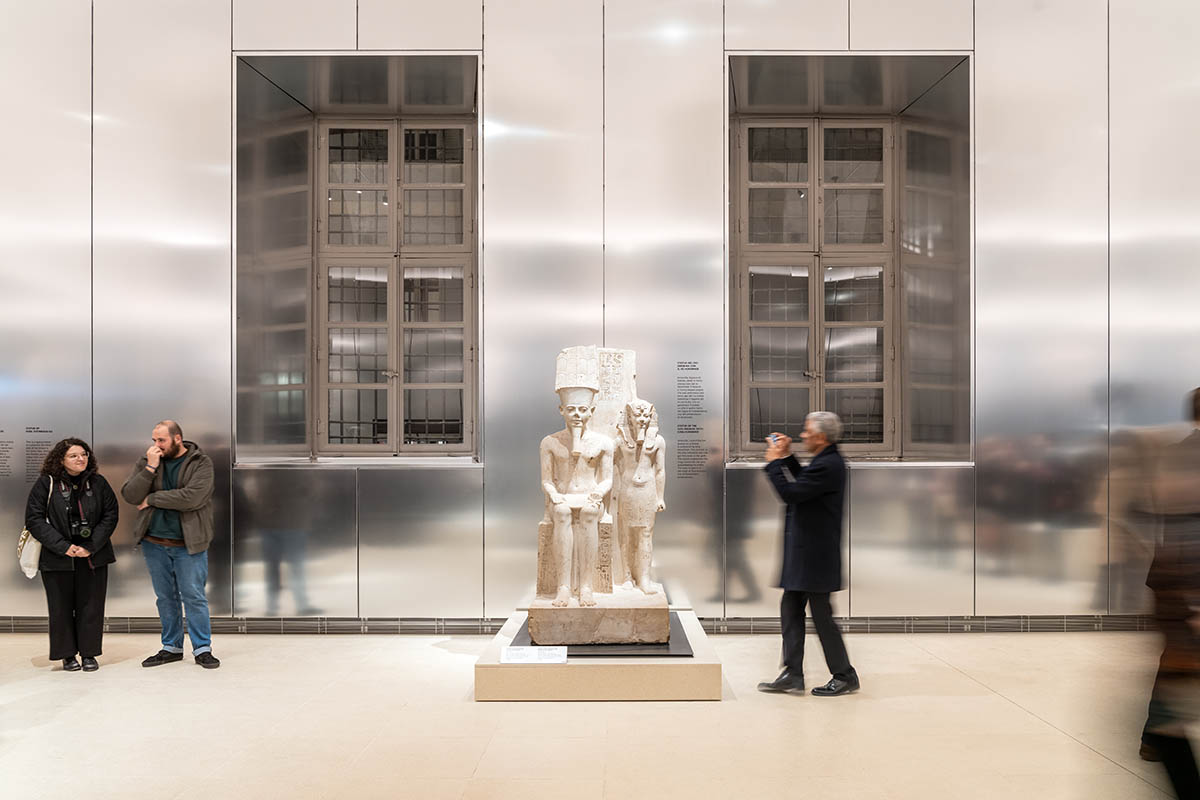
[
  {"x1": 24, "y1": 469, "x2": 119, "y2": 572},
  {"x1": 763, "y1": 445, "x2": 846, "y2": 593}
]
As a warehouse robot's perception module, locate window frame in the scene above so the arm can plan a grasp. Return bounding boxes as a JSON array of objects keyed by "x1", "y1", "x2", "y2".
[
  {"x1": 732, "y1": 116, "x2": 899, "y2": 459},
  {"x1": 399, "y1": 120, "x2": 475, "y2": 256}
]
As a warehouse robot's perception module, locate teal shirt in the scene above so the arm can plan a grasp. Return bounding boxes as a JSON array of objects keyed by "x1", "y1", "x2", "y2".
[{"x1": 147, "y1": 455, "x2": 186, "y2": 539}]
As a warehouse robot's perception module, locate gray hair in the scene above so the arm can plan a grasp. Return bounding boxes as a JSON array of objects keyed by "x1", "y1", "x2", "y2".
[{"x1": 805, "y1": 411, "x2": 842, "y2": 444}]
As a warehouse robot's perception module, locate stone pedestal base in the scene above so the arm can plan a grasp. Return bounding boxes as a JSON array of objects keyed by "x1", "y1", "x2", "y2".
[{"x1": 528, "y1": 584, "x2": 669, "y2": 644}]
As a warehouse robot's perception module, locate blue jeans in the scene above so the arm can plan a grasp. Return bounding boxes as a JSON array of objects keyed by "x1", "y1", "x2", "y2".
[{"x1": 142, "y1": 540, "x2": 211, "y2": 655}]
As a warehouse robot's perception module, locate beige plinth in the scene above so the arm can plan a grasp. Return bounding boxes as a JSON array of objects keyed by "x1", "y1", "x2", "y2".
[
  {"x1": 474, "y1": 609, "x2": 722, "y2": 702},
  {"x1": 527, "y1": 584, "x2": 669, "y2": 644}
]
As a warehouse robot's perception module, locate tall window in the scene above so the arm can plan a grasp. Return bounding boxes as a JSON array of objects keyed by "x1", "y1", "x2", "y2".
[
  {"x1": 733, "y1": 119, "x2": 896, "y2": 456},
  {"x1": 316, "y1": 121, "x2": 475, "y2": 454}
]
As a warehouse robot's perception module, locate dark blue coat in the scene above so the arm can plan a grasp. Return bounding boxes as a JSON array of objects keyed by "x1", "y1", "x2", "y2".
[{"x1": 763, "y1": 445, "x2": 846, "y2": 593}]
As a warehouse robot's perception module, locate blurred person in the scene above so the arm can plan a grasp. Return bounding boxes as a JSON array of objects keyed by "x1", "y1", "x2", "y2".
[
  {"x1": 24, "y1": 438, "x2": 119, "y2": 671},
  {"x1": 757, "y1": 412, "x2": 859, "y2": 697},
  {"x1": 1138, "y1": 391, "x2": 1200, "y2": 797},
  {"x1": 121, "y1": 420, "x2": 220, "y2": 669}
]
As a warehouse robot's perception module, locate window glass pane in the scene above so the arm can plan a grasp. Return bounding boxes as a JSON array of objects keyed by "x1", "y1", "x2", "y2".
[
  {"x1": 328, "y1": 327, "x2": 388, "y2": 384},
  {"x1": 749, "y1": 265, "x2": 808, "y2": 322},
  {"x1": 825, "y1": 388, "x2": 884, "y2": 444},
  {"x1": 749, "y1": 387, "x2": 810, "y2": 443},
  {"x1": 824, "y1": 327, "x2": 883, "y2": 383},
  {"x1": 823, "y1": 127, "x2": 884, "y2": 183},
  {"x1": 823, "y1": 188, "x2": 883, "y2": 245},
  {"x1": 911, "y1": 388, "x2": 959, "y2": 443},
  {"x1": 750, "y1": 327, "x2": 809, "y2": 382},
  {"x1": 328, "y1": 265, "x2": 388, "y2": 322},
  {"x1": 237, "y1": 328, "x2": 307, "y2": 387},
  {"x1": 824, "y1": 265, "x2": 883, "y2": 323},
  {"x1": 403, "y1": 129, "x2": 465, "y2": 184},
  {"x1": 262, "y1": 192, "x2": 309, "y2": 251},
  {"x1": 327, "y1": 189, "x2": 389, "y2": 247},
  {"x1": 404, "y1": 328, "x2": 464, "y2": 383},
  {"x1": 328, "y1": 388, "x2": 388, "y2": 445},
  {"x1": 908, "y1": 326, "x2": 955, "y2": 386},
  {"x1": 405, "y1": 388, "x2": 464, "y2": 444},
  {"x1": 749, "y1": 187, "x2": 808, "y2": 244},
  {"x1": 404, "y1": 265, "x2": 464, "y2": 322},
  {"x1": 748, "y1": 127, "x2": 808, "y2": 183},
  {"x1": 905, "y1": 266, "x2": 956, "y2": 326},
  {"x1": 328, "y1": 128, "x2": 388, "y2": 184},
  {"x1": 906, "y1": 130, "x2": 952, "y2": 190},
  {"x1": 403, "y1": 188, "x2": 464, "y2": 246}
]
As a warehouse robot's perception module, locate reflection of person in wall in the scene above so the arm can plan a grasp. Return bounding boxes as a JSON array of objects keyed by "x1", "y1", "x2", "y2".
[
  {"x1": 1138, "y1": 390, "x2": 1200, "y2": 797},
  {"x1": 705, "y1": 446, "x2": 761, "y2": 605},
  {"x1": 757, "y1": 412, "x2": 859, "y2": 697},
  {"x1": 258, "y1": 488, "x2": 321, "y2": 616}
]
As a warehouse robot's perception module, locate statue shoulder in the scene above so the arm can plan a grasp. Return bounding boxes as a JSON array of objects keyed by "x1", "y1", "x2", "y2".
[{"x1": 540, "y1": 431, "x2": 567, "y2": 451}]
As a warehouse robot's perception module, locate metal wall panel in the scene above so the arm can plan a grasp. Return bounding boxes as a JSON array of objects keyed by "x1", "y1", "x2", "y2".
[
  {"x1": 849, "y1": 465, "x2": 973, "y2": 616},
  {"x1": 725, "y1": 464, "x2": 849, "y2": 617},
  {"x1": 233, "y1": 0, "x2": 356, "y2": 52},
  {"x1": 725, "y1": 0, "x2": 849, "y2": 51},
  {"x1": 975, "y1": 0, "x2": 1108, "y2": 614},
  {"x1": 232, "y1": 468, "x2": 357, "y2": 616},
  {"x1": 93, "y1": 0, "x2": 233, "y2": 615},
  {"x1": 850, "y1": 0, "x2": 972, "y2": 51},
  {"x1": 604, "y1": 0, "x2": 724, "y2": 614},
  {"x1": 0, "y1": 0, "x2": 91, "y2": 616},
  {"x1": 1109, "y1": 1, "x2": 1200, "y2": 614},
  {"x1": 481, "y1": 1, "x2": 604, "y2": 615},
  {"x1": 359, "y1": 467, "x2": 483, "y2": 617},
  {"x1": 358, "y1": 0, "x2": 483, "y2": 51}
]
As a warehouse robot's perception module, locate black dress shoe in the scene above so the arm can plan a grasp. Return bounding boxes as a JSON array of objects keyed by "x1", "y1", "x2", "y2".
[
  {"x1": 1139, "y1": 741, "x2": 1162, "y2": 762},
  {"x1": 757, "y1": 669, "x2": 804, "y2": 693},
  {"x1": 61, "y1": 657, "x2": 81, "y2": 672},
  {"x1": 812, "y1": 673, "x2": 860, "y2": 696},
  {"x1": 142, "y1": 649, "x2": 184, "y2": 668},
  {"x1": 195, "y1": 652, "x2": 221, "y2": 670},
  {"x1": 81, "y1": 656, "x2": 99, "y2": 672}
]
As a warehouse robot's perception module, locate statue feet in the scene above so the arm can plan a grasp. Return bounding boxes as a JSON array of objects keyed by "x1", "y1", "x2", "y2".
[
  {"x1": 636, "y1": 577, "x2": 658, "y2": 595},
  {"x1": 552, "y1": 586, "x2": 571, "y2": 607},
  {"x1": 579, "y1": 588, "x2": 597, "y2": 607}
]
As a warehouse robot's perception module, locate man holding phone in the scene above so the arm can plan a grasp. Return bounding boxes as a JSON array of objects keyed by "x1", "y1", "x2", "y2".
[
  {"x1": 121, "y1": 420, "x2": 220, "y2": 669},
  {"x1": 757, "y1": 412, "x2": 858, "y2": 696}
]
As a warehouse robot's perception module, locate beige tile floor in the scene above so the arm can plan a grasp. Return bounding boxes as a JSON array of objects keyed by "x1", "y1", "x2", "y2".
[{"x1": 0, "y1": 630, "x2": 1184, "y2": 799}]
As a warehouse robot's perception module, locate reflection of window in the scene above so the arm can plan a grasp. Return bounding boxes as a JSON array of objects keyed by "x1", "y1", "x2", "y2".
[
  {"x1": 317, "y1": 120, "x2": 476, "y2": 454},
  {"x1": 734, "y1": 119, "x2": 895, "y2": 455}
]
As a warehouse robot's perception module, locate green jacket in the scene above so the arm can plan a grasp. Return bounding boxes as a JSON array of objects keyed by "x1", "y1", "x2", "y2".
[{"x1": 120, "y1": 440, "x2": 215, "y2": 555}]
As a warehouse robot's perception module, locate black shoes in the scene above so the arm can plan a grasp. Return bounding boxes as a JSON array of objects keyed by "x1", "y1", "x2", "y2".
[
  {"x1": 81, "y1": 656, "x2": 99, "y2": 672},
  {"x1": 1140, "y1": 740, "x2": 1162, "y2": 762},
  {"x1": 142, "y1": 649, "x2": 185, "y2": 668},
  {"x1": 757, "y1": 669, "x2": 805, "y2": 694},
  {"x1": 812, "y1": 673, "x2": 860, "y2": 696},
  {"x1": 195, "y1": 652, "x2": 221, "y2": 670},
  {"x1": 62, "y1": 657, "x2": 81, "y2": 672}
]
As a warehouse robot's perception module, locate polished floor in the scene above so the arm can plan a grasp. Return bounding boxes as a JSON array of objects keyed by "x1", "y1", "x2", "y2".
[{"x1": 0, "y1": 630, "x2": 1184, "y2": 799}]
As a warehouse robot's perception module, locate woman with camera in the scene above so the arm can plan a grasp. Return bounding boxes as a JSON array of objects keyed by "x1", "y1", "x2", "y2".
[{"x1": 24, "y1": 438, "x2": 119, "y2": 671}]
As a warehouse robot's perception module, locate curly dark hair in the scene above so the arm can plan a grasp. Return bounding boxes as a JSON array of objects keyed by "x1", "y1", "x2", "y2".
[{"x1": 41, "y1": 437, "x2": 97, "y2": 480}]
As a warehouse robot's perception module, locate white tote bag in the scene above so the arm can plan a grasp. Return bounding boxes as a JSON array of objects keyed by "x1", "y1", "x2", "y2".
[{"x1": 17, "y1": 478, "x2": 52, "y2": 579}]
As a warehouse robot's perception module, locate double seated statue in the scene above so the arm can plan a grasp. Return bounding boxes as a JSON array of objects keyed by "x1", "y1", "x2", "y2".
[{"x1": 529, "y1": 345, "x2": 670, "y2": 645}]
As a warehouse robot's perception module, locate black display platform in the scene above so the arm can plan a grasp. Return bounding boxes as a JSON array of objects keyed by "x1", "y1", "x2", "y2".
[{"x1": 510, "y1": 611, "x2": 693, "y2": 657}]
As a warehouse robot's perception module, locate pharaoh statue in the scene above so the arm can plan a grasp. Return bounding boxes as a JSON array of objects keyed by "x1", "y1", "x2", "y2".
[
  {"x1": 614, "y1": 398, "x2": 666, "y2": 594},
  {"x1": 538, "y1": 347, "x2": 615, "y2": 608}
]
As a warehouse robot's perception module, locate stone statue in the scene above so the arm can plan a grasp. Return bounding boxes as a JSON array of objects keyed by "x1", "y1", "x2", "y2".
[
  {"x1": 614, "y1": 398, "x2": 666, "y2": 594},
  {"x1": 530, "y1": 345, "x2": 670, "y2": 645},
  {"x1": 538, "y1": 346, "x2": 615, "y2": 608}
]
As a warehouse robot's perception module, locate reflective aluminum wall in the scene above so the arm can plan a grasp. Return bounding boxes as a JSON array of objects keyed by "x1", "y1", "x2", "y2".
[
  {"x1": 93, "y1": 0, "x2": 234, "y2": 615},
  {"x1": 975, "y1": 0, "x2": 1108, "y2": 615},
  {"x1": 0, "y1": 0, "x2": 92, "y2": 616},
  {"x1": 1109, "y1": 1, "x2": 1200, "y2": 614},
  {"x1": 481, "y1": 1, "x2": 605, "y2": 615},
  {"x1": 604, "y1": 0, "x2": 725, "y2": 615}
]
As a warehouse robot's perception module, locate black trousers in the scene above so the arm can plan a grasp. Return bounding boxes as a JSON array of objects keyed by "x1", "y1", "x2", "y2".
[
  {"x1": 781, "y1": 589, "x2": 853, "y2": 679},
  {"x1": 41, "y1": 563, "x2": 107, "y2": 660}
]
